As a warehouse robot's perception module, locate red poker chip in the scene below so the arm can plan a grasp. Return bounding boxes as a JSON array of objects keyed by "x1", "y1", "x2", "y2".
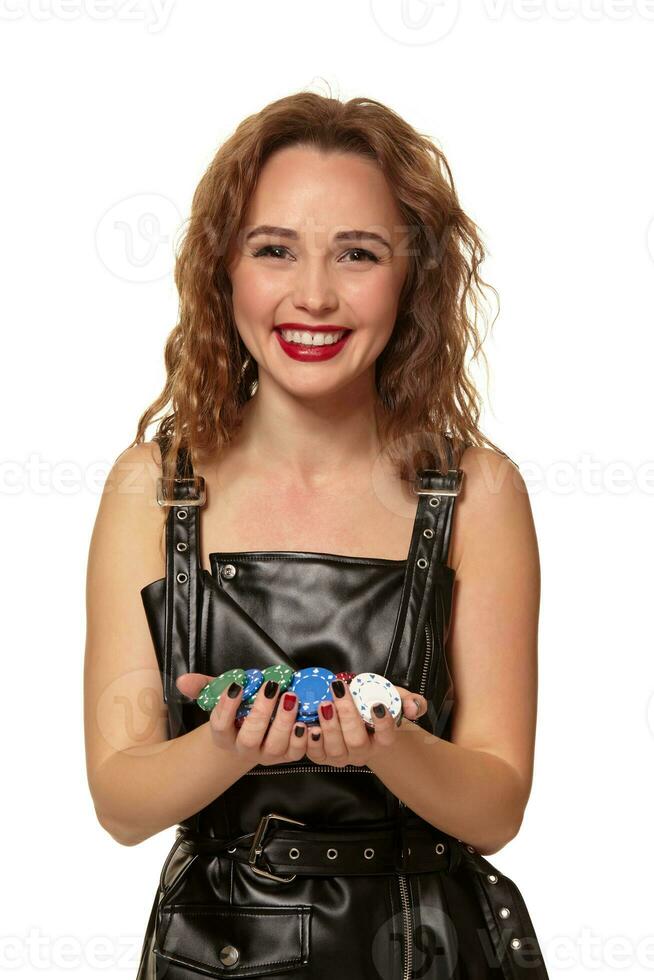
[{"x1": 335, "y1": 672, "x2": 356, "y2": 684}]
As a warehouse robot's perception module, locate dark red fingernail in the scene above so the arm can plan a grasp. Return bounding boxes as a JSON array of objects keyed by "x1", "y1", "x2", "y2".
[
  {"x1": 372, "y1": 703, "x2": 386, "y2": 718},
  {"x1": 294, "y1": 724, "x2": 305, "y2": 737},
  {"x1": 264, "y1": 680, "x2": 279, "y2": 699},
  {"x1": 227, "y1": 682, "x2": 242, "y2": 699},
  {"x1": 331, "y1": 680, "x2": 345, "y2": 698},
  {"x1": 311, "y1": 730, "x2": 321, "y2": 741},
  {"x1": 283, "y1": 693, "x2": 297, "y2": 711},
  {"x1": 321, "y1": 703, "x2": 334, "y2": 720}
]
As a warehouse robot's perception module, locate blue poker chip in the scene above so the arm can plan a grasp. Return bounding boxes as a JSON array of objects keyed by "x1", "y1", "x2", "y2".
[
  {"x1": 242, "y1": 668, "x2": 264, "y2": 704},
  {"x1": 289, "y1": 667, "x2": 336, "y2": 715},
  {"x1": 297, "y1": 712, "x2": 319, "y2": 724},
  {"x1": 350, "y1": 672, "x2": 403, "y2": 725}
]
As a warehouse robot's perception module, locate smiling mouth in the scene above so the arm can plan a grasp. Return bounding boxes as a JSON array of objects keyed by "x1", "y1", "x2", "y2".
[{"x1": 274, "y1": 327, "x2": 352, "y2": 347}]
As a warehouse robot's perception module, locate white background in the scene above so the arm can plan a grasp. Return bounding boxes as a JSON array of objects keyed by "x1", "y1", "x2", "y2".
[{"x1": 2, "y1": 1, "x2": 653, "y2": 977}]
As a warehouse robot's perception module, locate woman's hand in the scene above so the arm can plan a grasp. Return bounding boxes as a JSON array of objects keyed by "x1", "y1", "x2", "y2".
[
  {"x1": 304, "y1": 680, "x2": 428, "y2": 768},
  {"x1": 175, "y1": 673, "x2": 428, "y2": 770},
  {"x1": 176, "y1": 672, "x2": 308, "y2": 768}
]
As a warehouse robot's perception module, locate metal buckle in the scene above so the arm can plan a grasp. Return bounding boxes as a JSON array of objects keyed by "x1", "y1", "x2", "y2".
[
  {"x1": 248, "y1": 811, "x2": 307, "y2": 883},
  {"x1": 156, "y1": 476, "x2": 206, "y2": 507},
  {"x1": 413, "y1": 469, "x2": 464, "y2": 497}
]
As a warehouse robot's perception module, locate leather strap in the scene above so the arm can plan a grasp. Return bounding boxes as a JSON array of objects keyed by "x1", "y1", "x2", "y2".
[
  {"x1": 383, "y1": 436, "x2": 464, "y2": 689},
  {"x1": 177, "y1": 815, "x2": 463, "y2": 877},
  {"x1": 161, "y1": 447, "x2": 204, "y2": 708}
]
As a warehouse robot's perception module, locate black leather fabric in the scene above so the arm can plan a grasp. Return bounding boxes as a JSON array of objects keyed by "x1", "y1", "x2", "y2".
[{"x1": 135, "y1": 440, "x2": 549, "y2": 979}]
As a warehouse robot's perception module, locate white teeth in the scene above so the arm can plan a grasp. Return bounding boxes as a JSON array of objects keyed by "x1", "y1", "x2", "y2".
[{"x1": 279, "y1": 328, "x2": 347, "y2": 346}]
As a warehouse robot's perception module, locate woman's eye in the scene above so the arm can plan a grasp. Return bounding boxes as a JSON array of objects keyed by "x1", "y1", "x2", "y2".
[
  {"x1": 251, "y1": 244, "x2": 380, "y2": 263},
  {"x1": 252, "y1": 244, "x2": 292, "y2": 260},
  {"x1": 340, "y1": 248, "x2": 379, "y2": 264}
]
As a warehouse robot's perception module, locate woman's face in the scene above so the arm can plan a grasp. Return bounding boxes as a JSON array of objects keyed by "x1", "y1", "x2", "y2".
[{"x1": 226, "y1": 144, "x2": 409, "y2": 400}]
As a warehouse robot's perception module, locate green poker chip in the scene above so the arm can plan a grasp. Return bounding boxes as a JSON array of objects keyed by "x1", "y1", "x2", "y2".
[{"x1": 196, "y1": 668, "x2": 247, "y2": 712}]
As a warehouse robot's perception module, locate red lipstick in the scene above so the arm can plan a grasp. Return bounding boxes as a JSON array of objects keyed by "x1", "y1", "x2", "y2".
[{"x1": 273, "y1": 323, "x2": 352, "y2": 362}]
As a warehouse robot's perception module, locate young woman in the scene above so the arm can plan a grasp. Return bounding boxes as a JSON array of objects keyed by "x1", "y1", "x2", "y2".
[{"x1": 84, "y1": 92, "x2": 547, "y2": 979}]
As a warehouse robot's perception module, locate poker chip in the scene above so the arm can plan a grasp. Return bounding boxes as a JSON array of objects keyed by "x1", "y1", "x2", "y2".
[
  {"x1": 201, "y1": 663, "x2": 404, "y2": 730},
  {"x1": 296, "y1": 710, "x2": 319, "y2": 724},
  {"x1": 261, "y1": 664, "x2": 295, "y2": 691},
  {"x1": 289, "y1": 667, "x2": 336, "y2": 716},
  {"x1": 242, "y1": 668, "x2": 264, "y2": 704},
  {"x1": 350, "y1": 672, "x2": 403, "y2": 726},
  {"x1": 196, "y1": 668, "x2": 247, "y2": 712}
]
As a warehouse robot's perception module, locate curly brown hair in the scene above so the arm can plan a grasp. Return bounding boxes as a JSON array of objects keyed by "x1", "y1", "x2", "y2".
[{"x1": 130, "y1": 89, "x2": 506, "y2": 490}]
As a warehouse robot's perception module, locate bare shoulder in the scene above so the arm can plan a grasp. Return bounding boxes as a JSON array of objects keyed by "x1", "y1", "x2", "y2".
[
  {"x1": 449, "y1": 445, "x2": 539, "y2": 577},
  {"x1": 88, "y1": 440, "x2": 166, "y2": 591}
]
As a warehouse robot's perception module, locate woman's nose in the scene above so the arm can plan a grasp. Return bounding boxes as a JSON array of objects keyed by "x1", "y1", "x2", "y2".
[{"x1": 291, "y1": 258, "x2": 338, "y2": 314}]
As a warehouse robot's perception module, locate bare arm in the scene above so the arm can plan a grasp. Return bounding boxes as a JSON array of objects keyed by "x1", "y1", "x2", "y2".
[
  {"x1": 83, "y1": 442, "x2": 252, "y2": 846},
  {"x1": 368, "y1": 447, "x2": 541, "y2": 854}
]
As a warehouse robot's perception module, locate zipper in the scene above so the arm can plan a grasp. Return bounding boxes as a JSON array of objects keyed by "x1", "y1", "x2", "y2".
[
  {"x1": 418, "y1": 618, "x2": 433, "y2": 698},
  {"x1": 397, "y1": 872, "x2": 413, "y2": 980},
  {"x1": 243, "y1": 764, "x2": 377, "y2": 775}
]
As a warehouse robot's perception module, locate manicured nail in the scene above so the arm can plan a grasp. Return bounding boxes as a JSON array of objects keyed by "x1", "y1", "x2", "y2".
[
  {"x1": 331, "y1": 680, "x2": 345, "y2": 698},
  {"x1": 311, "y1": 730, "x2": 321, "y2": 741},
  {"x1": 372, "y1": 703, "x2": 386, "y2": 718},
  {"x1": 294, "y1": 724, "x2": 305, "y2": 737},
  {"x1": 227, "y1": 682, "x2": 242, "y2": 699},
  {"x1": 412, "y1": 698, "x2": 421, "y2": 713},
  {"x1": 264, "y1": 680, "x2": 279, "y2": 699},
  {"x1": 283, "y1": 693, "x2": 297, "y2": 711},
  {"x1": 321, "y1": 703, "x2": 334, "y2": 720}
]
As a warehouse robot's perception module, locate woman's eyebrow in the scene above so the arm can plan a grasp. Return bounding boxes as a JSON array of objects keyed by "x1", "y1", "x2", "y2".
[{"x1": 245, "y1": 224, "x2": 392, "y2": 250}]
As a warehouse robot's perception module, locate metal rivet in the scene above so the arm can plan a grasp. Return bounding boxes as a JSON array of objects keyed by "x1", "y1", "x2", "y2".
[
  {"x1": 177, "y1": 509, "x2": 188, "y2": 520},
  {"x1": 429, "y1": 497, "x2": 440, "y2": 507},
  {"x1": 176, "y1": 571, "x2": 188, "y2": 584},
  {"x1": 466, "y1": 844, "x2": 475, "y2": 853},
  {"x1": 227, "y1": 846, "x2": 237, "y2": 853},
  {"x1": 221, "y1": 564, "x2": 236, "y2": 579},
  {"x1": 326, "y1": 848, "x2": 338, "y2": 860},
  {"x1": 435, "y1": 842, "x2": 445, "y2": 855},
  {"x1": 423, "y1": 528, "x2": 434, "y2": 538},
  {"x1": 499, "y1": 907, "x2": 511, "y2": 919},
  {"x1": 219, "y1": 945, "x2": 240, "y2": 967},
  {"x1": 417, "y1": 557, "x2": 428, "y2": 569},
  {"x1": 364, "y1": 848, "x2": 375, "y2": 859},
  {"x1": 510, "y1": 939, "x2": 522, "y2": 951},
  {"x1": 289, "y1": 847, "x2": 300, "y2": 860},
  {"x1": 487, "y1": 873, "x2": 499, "y2": 884},
  {"x1": 176, "y1": 541, "x2": 188, "y2": 552}
]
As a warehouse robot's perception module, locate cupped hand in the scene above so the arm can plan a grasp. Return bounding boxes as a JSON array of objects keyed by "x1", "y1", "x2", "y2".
[
  {"x1": 304, "y1": 680, "x2": 428, "y2": 768},
  {"x1": 174, "y1": 673, "x2": 428, "y2": 770},
  {"x1": 175, "y1": 672, "x2": 308, "y2": 768}
]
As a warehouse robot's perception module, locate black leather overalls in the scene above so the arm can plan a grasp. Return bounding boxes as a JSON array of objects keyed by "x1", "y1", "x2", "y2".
[{"x1": 135, "y1": 443, "x2": 549, "y2": 980}]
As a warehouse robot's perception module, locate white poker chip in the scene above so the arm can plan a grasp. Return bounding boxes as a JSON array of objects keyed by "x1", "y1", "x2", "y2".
[{"x1": 349, "y1": 672, "x2": 403, "y2": 726}]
